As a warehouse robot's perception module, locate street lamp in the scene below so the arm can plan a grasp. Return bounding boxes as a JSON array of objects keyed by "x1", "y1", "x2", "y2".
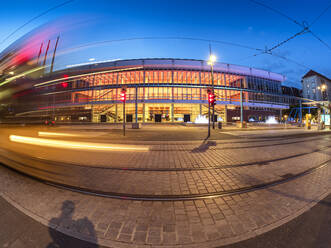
[
  {"x1": 207, "y1": 54, "x2": 216, "y2": 66},
  {"x1": 208, "y1": 54, "x2": 216, "y2": 129},
  {"x1": 318, "y1": 84, "x2": 327, "y2": 101},
  {"x1": 317, "y1": 84, "x2": 328, "y2": 130}
]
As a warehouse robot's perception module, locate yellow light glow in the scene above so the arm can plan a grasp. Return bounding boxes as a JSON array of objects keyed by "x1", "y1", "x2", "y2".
[
  {"x1": 207, "y1": 54, "x2": 217, "y2": 65},
  {"x1": 38, "y1": 131, "x2": 82, "y2": 137},
  {"x1": 321, "y1": 84, "x2": 327, "y2": 90},
  {"x1": 9, "y1": 135, "x2": 149, "y2": 151}
]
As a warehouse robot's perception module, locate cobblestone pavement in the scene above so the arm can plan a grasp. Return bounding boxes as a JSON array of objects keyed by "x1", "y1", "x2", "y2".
[
  {"x1": 0, "y1": 159, "x2": 330, "y2": 247},
  {"x1": 0, "y1": 126, "x2": 330, "y2": 247},
  {"x1": 0, "y1": 132, "x2": 330, "y2": 196}
]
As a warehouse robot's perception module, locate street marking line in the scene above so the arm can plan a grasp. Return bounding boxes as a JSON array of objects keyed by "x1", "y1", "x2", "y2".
[{"x1": 9, "y1": 135, "x2": 149, "y2": 151}]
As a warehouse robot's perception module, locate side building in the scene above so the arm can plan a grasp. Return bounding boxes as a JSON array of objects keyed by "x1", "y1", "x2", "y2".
[{"x1": 302, "y1": 70, "x2": 331, "y2": 101}]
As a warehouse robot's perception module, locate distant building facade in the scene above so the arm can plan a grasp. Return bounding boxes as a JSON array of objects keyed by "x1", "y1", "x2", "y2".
[
  {"x1": 281, "y1": 86, "x2": 302, "y2": 106},
  {"x1": 302, "y1": 70, "x2": 331, "y2": 101}
]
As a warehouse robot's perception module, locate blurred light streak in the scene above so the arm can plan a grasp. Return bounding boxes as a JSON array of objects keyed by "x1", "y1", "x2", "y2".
[
  {"x1": 65, "y1": 58, "x2": 120, "y2": 68},
  {"x1": 34, "y1": 66, "x2": 143, "y2": 87},
  {"x1": 38, "y1": 131, "x2": 82, "y2": 137},
  {"x1": 9, "y1": 135, "x2": 149, "y2": 151},
  {"x1": 0, "y1": 66, "x2": 45, "y2": 87}
]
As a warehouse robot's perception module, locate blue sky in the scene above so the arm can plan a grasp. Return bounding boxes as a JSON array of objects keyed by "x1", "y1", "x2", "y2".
[{"x1": 1, "y1": 0, "x2": 331, "y2": 88}]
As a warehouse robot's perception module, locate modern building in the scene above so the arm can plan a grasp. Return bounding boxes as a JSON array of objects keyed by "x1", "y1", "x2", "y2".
[
  {"x1": 1, "y1": 58, "x2": 294, "y2": 123},
  {"x1": 281, "y1": 85, "x2": 302, "y2": 106},
  {"x1": 302, "y1": 70, "x2": 331, "y2": 102}
]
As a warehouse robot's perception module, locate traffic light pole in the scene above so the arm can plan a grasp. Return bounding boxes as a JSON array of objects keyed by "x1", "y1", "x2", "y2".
[
  {"x1": 211, "y1": 64, "x2": 215, "y2": 129},
  {"x1": 208, "y1": 101, "x2": 211, "y2": 138},
  {"x1": 123, "y1": 100, "x2": 126, "y2": 136}
]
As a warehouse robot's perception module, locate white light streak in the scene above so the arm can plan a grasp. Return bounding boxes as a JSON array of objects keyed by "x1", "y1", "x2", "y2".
[{"x1": 9, "y1": 135, "x2": 149, "y2": 151}]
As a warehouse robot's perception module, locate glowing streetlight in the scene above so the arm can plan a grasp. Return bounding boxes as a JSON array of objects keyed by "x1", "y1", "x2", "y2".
[
  {"x1": 321, "y1": 84, "x2": 327, "y2": 91},
  {"x1": 207, "y1": 53, "x2": 217, "y2": 130},
  {"x1": 207, "y1": 54, "x2": 217, "y2": 66}
]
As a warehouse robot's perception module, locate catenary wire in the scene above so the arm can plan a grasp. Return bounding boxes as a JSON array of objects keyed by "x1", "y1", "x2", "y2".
[
  {"x1": 309, "y1": 1, "x2": 331, "y2": 27},
  {"x1": 0, "y1": 0, "x2": 74, "y2": 46}
]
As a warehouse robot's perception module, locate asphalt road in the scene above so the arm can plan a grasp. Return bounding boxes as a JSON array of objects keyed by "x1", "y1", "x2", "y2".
[{"x1": 0, "y1": 192, "x2": 330, "y2": 248}]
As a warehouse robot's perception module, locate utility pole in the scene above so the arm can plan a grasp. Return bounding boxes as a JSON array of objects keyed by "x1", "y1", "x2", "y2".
[
  {"x1": 209, "y1": 44, "x2": 215, "y2": 129},
  {"x1": 207, "y1": 88, "x2": 215, "y2": 138},
  {"x1": 240, "y1": 90, "x2": 243, "y2": 126},
  {"x1": 208, "y1": 96, "x2": 211, "y2": 138},
  {"x1": 120, "y1": 87, "x2": 127, "y2": 136},
  {"x1": 299, "y1": 100, "x2": 302, "y2": 127}
]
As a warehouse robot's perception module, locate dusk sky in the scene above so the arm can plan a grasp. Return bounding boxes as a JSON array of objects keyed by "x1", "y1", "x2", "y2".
[{"x1": 1, "y1": 0, "x2": 331, "y2": 88}]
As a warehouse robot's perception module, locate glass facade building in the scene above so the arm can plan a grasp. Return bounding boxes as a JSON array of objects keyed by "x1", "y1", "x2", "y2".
[{"x1": 2, "y1": 58, "x2": 292, "y2": 123}]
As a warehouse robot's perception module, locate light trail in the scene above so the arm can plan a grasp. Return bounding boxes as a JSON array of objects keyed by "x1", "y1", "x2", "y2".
[
  {"x1": 0, "y1": 66, "x2": 45, "y2": 87},
  {"x1": 33, "y1": 66, "x2": 143, "y2": 87},
  {"x1": 9, "y1": 135, "x2": 149, "y2": 151},
  {"x1": 38, "y1": 131, "x2": 83, "y2": 137}
]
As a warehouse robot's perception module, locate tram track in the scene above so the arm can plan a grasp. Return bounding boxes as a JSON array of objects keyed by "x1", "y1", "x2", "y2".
[
  {"x1": 0, "y1": 143, "x2": 329, "y2": 172},
  {"x1": 44, "y1": 159, "x2": 330, "y2": 201},
  {"x1": 2, "y1": 153, "x2": 329, "y2": 201},
  {"x1": 150, "y1": 136, "x2": 331, "y2": 151},
  {"x1": 0, "y1": 141, "x2": 330, "y2": 201}
]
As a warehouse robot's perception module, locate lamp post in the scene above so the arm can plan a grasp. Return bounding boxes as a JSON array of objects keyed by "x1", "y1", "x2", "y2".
[
  {"x1": 317, "y1": 84, "x2": 327, "y2": 101},
  {"x1": 208, "y1": 53, "x2": 216, "y2": 129},
  {"x1": 317, "y1": 84, "x2": 328, "y2": 130}
]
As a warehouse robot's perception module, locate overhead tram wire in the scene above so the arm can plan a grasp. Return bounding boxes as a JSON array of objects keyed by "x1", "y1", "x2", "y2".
[
  {"x1": 249, "y1": 0, "x2": 331, "y2": 53},
  {"x1": 309, "y1": 31, "x2": 331, "y2": 51},
  {"x1": 305, "y1": 1, "x2": 331, "y2": 51},
  {"x1": 309, "y1": 1, "x2": 331, "y2": 27},
  {"x1": 243, "y1": 28, "x2": 310, "y2": 61},
  {"x1": 248, "y1": 0, "x2": 304, "y2": 28},
  {"x1": 269, "y1": 52, "x2": 311, "y2": 70},
  {"x1": 267, "y1": 28, "x2": 309, "y2": 52},
  {"x1": 0, "y1": 0, "x2": 74, "y2": 47},
  {"x1": 58, "y1": 36, "x2": 264, "y2": 56}
]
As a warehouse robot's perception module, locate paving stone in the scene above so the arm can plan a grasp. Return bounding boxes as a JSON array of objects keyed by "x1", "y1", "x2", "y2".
[{"x1": 133, "y1": 231, "x2": 147, "y2": 244}]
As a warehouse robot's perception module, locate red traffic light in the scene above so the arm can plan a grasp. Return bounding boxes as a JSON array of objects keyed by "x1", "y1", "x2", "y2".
[
  {"x1": 120, "y1": 89, "x2": 126, "y2": 102},
  {"x1": 208, "y1": 92, "x2": 216, "y2": 106}
]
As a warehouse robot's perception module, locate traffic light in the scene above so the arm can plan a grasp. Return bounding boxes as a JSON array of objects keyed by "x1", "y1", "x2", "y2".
[
  {"x1": 120, "y1": 88, "x2": 127, "y2": 102},
  {"x1": 208, "y1": 89, "x2": 216, "y2": 106},
  {"x1": 61, "y1": 74, "x2": 69, "y2": 88}
]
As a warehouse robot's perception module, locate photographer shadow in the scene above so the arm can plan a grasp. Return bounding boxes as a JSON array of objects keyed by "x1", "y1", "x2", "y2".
[{"x1": 47, "y1": 200, "x2": 99, "y2": 248}]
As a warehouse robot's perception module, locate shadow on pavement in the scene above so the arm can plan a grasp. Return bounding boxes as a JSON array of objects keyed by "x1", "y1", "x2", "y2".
[
  {"x1": 191, "y1": 138, "x2": 216, "y2": 153},
  {"x1": 47, "y1": 200, "x2": 99, "y2": 248}
]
